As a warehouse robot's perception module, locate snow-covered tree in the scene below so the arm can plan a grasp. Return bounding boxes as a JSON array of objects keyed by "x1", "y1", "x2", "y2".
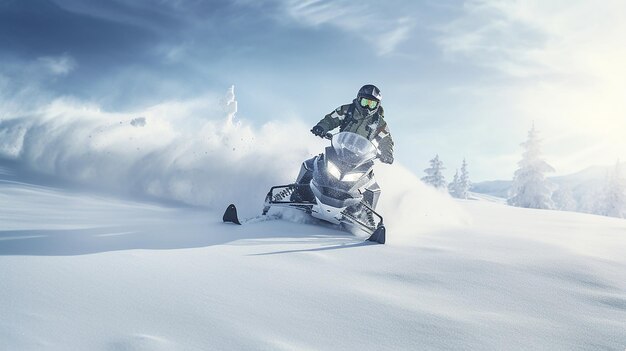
[
  {"x1": 508, "y1": 124, "x2": 555, "y2": 209},
  {"x1": 458, "y1": 159, "x2": 470, "y2": 199},
  {"x1": 449, "y1": 159, "x2": 471, "y2": 199},
  {"x1": 449, "y1": 169, "x2": 460, "y2": 197},
  {"x1": 597, "y1": 161, "x2": 626, "y2": 218},
  {"x1": 422, "y1": 154, "x2": 446, "y2": 189},
  {"x1": 578, "y1": 186, "x2": 603, "y2": 215},
  {"x1": 552, "y1": 185, "x2": 577, "y2": 211}
]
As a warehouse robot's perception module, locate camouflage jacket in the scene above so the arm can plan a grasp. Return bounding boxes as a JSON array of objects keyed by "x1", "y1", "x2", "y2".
[{"x1": 315, "y1": 100, "x2": 394, "y2": 164}]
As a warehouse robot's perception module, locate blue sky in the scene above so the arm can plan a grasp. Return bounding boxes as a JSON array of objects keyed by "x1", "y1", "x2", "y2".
[{"x1": 2, "y1": 0, "x2": 625, "y2": 181}]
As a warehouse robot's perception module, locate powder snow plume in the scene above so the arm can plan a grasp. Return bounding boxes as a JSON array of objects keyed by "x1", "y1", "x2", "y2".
[
  {"x1": 0, "y1": 86, "x2": 467, "y2": 236},
  {"x1": 0, "y1": 86, "x2": 317, "y2": 217},
  {"x1": 376, "y1": 164, "x2": 470, "y2": 245}
]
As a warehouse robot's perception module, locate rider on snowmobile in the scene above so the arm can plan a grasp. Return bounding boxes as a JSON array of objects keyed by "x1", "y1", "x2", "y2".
[
  {"x1": 292, "y1": 84, "x2": 394, "y2": 205},
  {"x1": 310, "y1": 84, "x2": 394, "y2": 164}
]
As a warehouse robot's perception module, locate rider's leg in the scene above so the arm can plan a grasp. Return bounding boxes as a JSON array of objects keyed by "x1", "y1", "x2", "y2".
[
  {"x1": 291, "y1": 156, "x2": 317, "y2": 202},
  {"x1": 362, "y1": 174, "x2": 381, "y2": 210},
  {"x1": 295, "y1": 157, "x2": 316, "y2": 185}
]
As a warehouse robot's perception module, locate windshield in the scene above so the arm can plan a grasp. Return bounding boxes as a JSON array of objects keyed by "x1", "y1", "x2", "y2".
[{"x1": 331, "y1": 132, "x2": 378, "y2": 165}]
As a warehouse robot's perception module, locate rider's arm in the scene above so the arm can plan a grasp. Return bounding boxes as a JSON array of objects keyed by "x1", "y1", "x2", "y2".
[
  {"x1": 374, "y1": 110, "x2": 394, "y2": 164},
  {"x1": 314, "y1": 104, "x2": 351, "y2": 133},
  {"x1": 377, "y1": 129, "x2": 394, "y2": 164}
]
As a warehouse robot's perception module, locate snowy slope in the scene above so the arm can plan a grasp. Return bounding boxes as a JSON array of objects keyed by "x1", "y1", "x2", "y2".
[
  {"x1": 2, "y1": 165, "x2": 626, "y2": 350},
  {"x1": 1, "y1": 91, "x2": 625, "y2": 349}
]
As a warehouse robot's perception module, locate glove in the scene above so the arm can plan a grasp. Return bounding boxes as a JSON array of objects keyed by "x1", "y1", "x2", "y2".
[
  {"x1": 378, "y1": 138, "x2": 394, "y2": 164},
  {"x1": 310, "y1": 125, "x2": 326, "y2": 138},
  {"x1": 379, "y1": 150, "x2": 394, "y2": 164}
]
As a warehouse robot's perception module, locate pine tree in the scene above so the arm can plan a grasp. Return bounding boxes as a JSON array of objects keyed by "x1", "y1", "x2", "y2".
[
  {"x1": 508, "y1": 124, "x2": 555, "y2": 209},
  {"x1": 552, "y1": 185, "x2": 577, "y2": 211},
  {"x1": 422, "y1": 154, "x2": 447, "y2": 189},
  {"x1": 448, "y1": 159, "x2": 471, "y2": 199},
  {"x1": 448, "y1": 169, "x2": 460, "y2": 197},
  {"x1": 458, "y1": 158, "x2": 470, "y2": 199},
  {"x1": 597, "y1": 161, "x2": 626, "y2": 218},
  {"x1": 579, "y1": 186, "x2": 603, "y2": 214}
]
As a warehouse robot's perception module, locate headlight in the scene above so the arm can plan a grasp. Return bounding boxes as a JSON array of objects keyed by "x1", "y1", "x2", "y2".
[
  {"x1": 342, "y1": 172, "x2": 365, "y2": 182},
  {"x1": 327, "y1": 161, "x2": 341, "y2": 179}
]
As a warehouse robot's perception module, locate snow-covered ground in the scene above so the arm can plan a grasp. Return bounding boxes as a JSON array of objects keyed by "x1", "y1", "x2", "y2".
[
  {"x1": 2, "y1": 162, "x2": 625, "y2": 350},
  {"x1": 0, "y1": 89, "x2": 624, "y2": 349}
]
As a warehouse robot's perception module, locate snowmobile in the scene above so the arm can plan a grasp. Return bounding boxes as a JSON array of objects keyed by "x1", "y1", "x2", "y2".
[{"x1": 223, "y1": 131, "x2": 386, "y2": 244}]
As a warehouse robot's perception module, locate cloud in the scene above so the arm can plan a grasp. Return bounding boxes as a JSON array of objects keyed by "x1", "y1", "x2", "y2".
[
  {"x1": 376, "y1": 17, "x2": 414, "y2": 56},
  {"x1": 278, "y1": 0, "x2": 415, "y2": 56},
  {"x1": 284, "y1": 0, "x2": 350, "y2": 26},
  {"x1": 437, "y1": 1, "x2": 626, "y2": 79},
  {"x1": 49, "y1": 0, "x2": 185, "y2": 33},
  {"x1": 37, "y1": 54, "x2": 77, "y2": 75},
  {"x1": 435, "y1": 0, "x2": 626, "y2": 174}
]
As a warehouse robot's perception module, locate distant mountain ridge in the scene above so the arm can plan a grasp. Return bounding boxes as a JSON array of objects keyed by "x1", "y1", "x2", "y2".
[{"x1": 471, "y1": 162, "x2": 626, "y2": 201}]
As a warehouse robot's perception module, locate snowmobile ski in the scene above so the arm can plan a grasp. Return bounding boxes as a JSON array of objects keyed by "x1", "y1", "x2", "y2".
[
  {"x1": 222, "y1": 204, "x2": 241, "y2": 225},
  {"x1": 222, "y1": 204, "x2": 281, "y2": 225},
  {"x1": 222, "y1": 203, "x2": 385, "y2": 244},
  {"x1": 367, "y1": 225, "x2": 386, "y2": 244}
]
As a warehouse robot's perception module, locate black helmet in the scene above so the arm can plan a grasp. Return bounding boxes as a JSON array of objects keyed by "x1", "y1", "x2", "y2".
[
  {"x1": 357, "y1": 84, "x2": 382, "y2": 101},
  {"x1": 355, "y1": 84, "x2": 382, "y2": 117}
]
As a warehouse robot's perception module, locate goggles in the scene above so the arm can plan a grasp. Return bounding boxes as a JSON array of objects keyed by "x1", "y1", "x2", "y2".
[{"x1": 359, "y1": 97, "x2": 379, "y2": 110}]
